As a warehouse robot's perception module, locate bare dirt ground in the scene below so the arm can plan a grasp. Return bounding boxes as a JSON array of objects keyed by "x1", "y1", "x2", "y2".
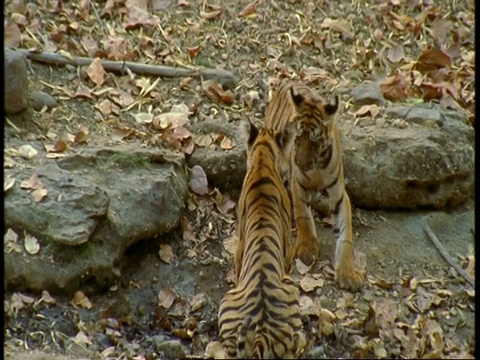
[
  {"x1": 4, "y1": 196, "x2": 476, "y2": 359},
  {"x1": 4, "y1": 0, "x2": 475, "y2": 359}
]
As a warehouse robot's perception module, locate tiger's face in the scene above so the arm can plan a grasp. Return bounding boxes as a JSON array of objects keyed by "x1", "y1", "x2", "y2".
[
  {"x1": 290, "y1": 85, "x2": 339, "y2": 131},
  {"x1": 288, "y1": 85, "x2": 340, "y2": 172}
]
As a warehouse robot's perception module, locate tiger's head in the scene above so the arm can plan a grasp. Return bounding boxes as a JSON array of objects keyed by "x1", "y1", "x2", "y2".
[
  {"x1": 289, "y1": 84, "x2": 339, "y2": 136},
  {"x1": 242, "y1": 120, "x2": 294, "y2": 179}
]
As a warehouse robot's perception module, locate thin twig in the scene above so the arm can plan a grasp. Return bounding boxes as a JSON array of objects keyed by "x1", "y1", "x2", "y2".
[
  {"x1": 90, "y1": 2, "x2": 108, "y2": 38},
  {"x1": 424, "y1": 221, "x2": 475, "y2": 288},
  {"x1": 15, "y1": 49, "x2": 237, "y2": 85}
]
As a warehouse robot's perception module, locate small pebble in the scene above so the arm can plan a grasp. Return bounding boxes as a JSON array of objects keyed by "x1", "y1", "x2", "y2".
[{"x1": 32, "y1": 90, "x2": 57, "y2": 111}]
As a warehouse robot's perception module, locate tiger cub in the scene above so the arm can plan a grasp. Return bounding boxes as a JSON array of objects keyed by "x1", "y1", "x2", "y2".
[
  {"x1": 265, "y1": 81, "x2": 365, "y2": 292},
  {"x1": 217, "y1": 121, "x2": 306, "y2": 359}
]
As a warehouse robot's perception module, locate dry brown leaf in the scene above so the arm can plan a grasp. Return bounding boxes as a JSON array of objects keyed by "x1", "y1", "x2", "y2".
[
  {"x1": 223, "y1": 235, "x2": 238, "y2": 255},
  {"x1": 5, "y1": 22, "x2": 22, "y2": 48},
  {"x1": 4, "y1": 176, "x2": 16, "y2": 192},
  {"x1": 336, "y1": 293, "x2": 355, "y2": 309},
  {"x1": 295, "y1": 257, "x2": 313, "y2": 275},
  {"x1": 391, "y1": 20, "x2": 404, "y2": 31},
  {"x1": 111, "y1": 127, "x2": 133, "y2": 142},
  {"x1": 158, "y1": 288, "x2": 176, "y2": 309},
  {"x1": 153, "y1": 0, "x2": 173, "y2": 11},
  {"x1": 179, "y1": 77, "x2": 194, "y2": 89},
  {"x1": 81, "y1": 35, "x2": 99, "y2": 57},
  {"x1": 32, "y1": 188, "x2": 48, "y2": 202},
  {"x1": 239, "y1": 2, "x2": 256, "y2": 17},
  {"x1": 372, "y1": 278, "x2": 394, "y2": 290},
  {"x1": 86, "y1": 58, "x2": 105, "y2": 86},
  {"x1": 190, "y1": 293, "x2": 207, "y2": 312},
  {"x1": 380, "y1": 73, "x2": 409, "y2": 102},
  {"x1": 186, "y1": 249, "x2": 197, "y2": 259},
  {"x1": 200, "y1": 9, "x2": 222, "y2": 20},
  {"x1": 54, "y1": 140, "x2": 68, "y2": 152},
  {"x1": 202, "y1": 80, "x2": 235, "y2": 104},
  {"x1": 387, "y1": 45, "x2": 405, "y2": 63},
  {"x1": 8, "y1": 293, "x2": 35, "y2": 316},
  {"x1": 217, "y1": 196, "x2": 236, "y2": 216},
  {"x1": 7, "y1": 0, "x2": 26, "y2": 14},
  {"x1": 204, "y1": 341, "x2": 227, "y2": 360},
  {"x1": 23, "y1": 232, "x2": 40, "y2": 255},
  {"x1": 159, "y1": 244, "x2": 174, "y2": 264},
  {"x1": 220, "y1": 136, "x2": 235, "y2": 150},
  {"x1": 96, "y1": 99, "x2": 112, "y2": 116},
  {"x1": 321, "y1": 18, "x2": 353, "y2": 37},
  {"x1": 74, "y1": 84, "x2": 92, "y2": 99},
  {"x1": 183, "y1": 140, "x2": 195, "y2": 155},
  {"x1": 300, "y1": 274, "x2": 324, "y2": 292},
  {"x1": 71, "y1": 291, "x2": 93, "y2": 309},
  {"x1": 193, "y1": 134, "x2": 213, "y2": 147},
  {"x1": 418, "y1": 83, "x2": 441, "y2": 102},
  {"x1": 134, "y1": 112, "x2": 154, "y2": 124},
  {"x1": 74, "y1": 330, "x2": 93, "y2": 346},
  {"x1": 187, "y1": 45, "x2": 202, "y2": 58},
  {"x1": 365, "y1": 298, "x2": 398, "y2": 336},
  {"x1": 152, "y1": 112, "x2": 190, "y2": 130},
  {"x1": 171, "y1": 328, "x2": 192, "y2": 340},
  {"x1": 20, "y1": 173, "x2": 43, "y2": 190},
  {"x1": 125, "y1": 0, "x2": 158, "y2": 30},
  {"x1": 41, "y1": 290, "x2": 56, "y2": 305},
  {"x1": 46, "y1": 153, "x2": 68, "y2": 159},
  {"x1": 373, "y1": 28, "x2": 383, "y2": 41},
  {"x1": 415, "y1": 286, "x2": 434, "y2": 313},
  {"x1": 430, "y1": 19, "x2": 452, "y2": 45},
  {"x1": 101, "y1": 0, "x2": 115, "y2": 18},
  {"x1": 354, "y1": 104, "x2": 380, "y2": 118},
  {"x1": 74, "y1": 129, "x2": 88, "y2": 144},
  {"x1": 173, "y1": 126, "x2": 192, "y2": 140},
  {"x1": 298, "y1": 295, "x2": 313, "y2": 315},
  {"x1": 318, "y1": 308, "x2": 336, "y2": 336},
  {"x1": 416, "y1": 48, "x2": 452, "y2": 72},
  {"x1": 189, "y1": 165, "x2": 209, "y2": 196}
]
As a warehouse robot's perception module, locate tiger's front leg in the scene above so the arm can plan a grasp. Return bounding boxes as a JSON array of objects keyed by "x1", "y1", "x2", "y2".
[
  {"x1": 291, "y1": 174, "x2": 319, "y2": 267},
  {"x1": 329, "y1": 188, "x2": 365, "y2": 291}
]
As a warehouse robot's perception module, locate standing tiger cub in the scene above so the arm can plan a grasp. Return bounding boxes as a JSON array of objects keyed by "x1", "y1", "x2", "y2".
[
  {"x1": 265, "y1": 81, "x2": 365, "y2": 292},
  {"x1": 217, "y1": 121, "x2": 306, "y2": 359}
]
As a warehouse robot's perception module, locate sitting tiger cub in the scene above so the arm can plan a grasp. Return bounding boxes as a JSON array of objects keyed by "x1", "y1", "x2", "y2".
[
  {"x1": 217, "y1": 121, "x2": 306, "y2": 359},
  {"x1": 265, "y1": 81, "x2": 365, "y2": 292}
]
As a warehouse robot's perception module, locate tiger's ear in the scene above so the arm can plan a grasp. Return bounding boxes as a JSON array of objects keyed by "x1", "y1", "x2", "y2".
[
  {"x1": 243, "y1": 119, "x2": 259, "y2": 148},
  {"x1": 325, "y1": 95, "x2": 339, "y2": 115},
  {"x1": 275, "y1": 129, "x2": 295, "y2": 153},
  {"x1": 290, "y1": 87, "x2": 305, "y2": 106}
]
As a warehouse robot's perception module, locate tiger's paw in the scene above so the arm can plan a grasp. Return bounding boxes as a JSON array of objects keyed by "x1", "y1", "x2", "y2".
[
  {"x1": 294, "y1": 242, "x2": 318, "y2": 267},
  {"x1": 336, "y1": 265, "x2": 365, "y2": 292}
]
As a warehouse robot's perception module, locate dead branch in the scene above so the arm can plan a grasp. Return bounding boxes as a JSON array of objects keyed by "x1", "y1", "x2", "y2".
[
  {"x1": 424, "y1": 221, "x2": 475, "y2": 288},
  {"x1": 15, "y1": 49, "x2": 237, "y2": 86}
]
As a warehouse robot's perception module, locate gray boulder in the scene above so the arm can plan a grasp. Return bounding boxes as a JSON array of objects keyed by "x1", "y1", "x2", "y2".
[
  {"x1": 187, "y1": 118, "x2": 246, "y2": 193},
  {"x1": 4, "y1": 146, "x2": 188, "y2": 294},
  {"x1": 341, "y1": 104, "x2": 474, "y2": 209},
  {"x1": 351, "y1": 81, "x2": 386, "y2": 106},
  {"x1": 5, "y1": 48, "x2": 30, "y2": 115}
]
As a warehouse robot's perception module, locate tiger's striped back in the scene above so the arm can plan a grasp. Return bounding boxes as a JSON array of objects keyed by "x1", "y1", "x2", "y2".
[{"x1": 217, "y1": 122, "x2": 306, "y2": 359}]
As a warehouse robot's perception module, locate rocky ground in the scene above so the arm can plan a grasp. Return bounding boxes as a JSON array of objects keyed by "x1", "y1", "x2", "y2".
[{"x1": 4, "y1": 0, "x2": 475, "y2": 359}]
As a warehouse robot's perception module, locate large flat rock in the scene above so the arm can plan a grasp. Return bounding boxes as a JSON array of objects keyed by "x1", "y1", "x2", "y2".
[
  {"x1": 4, "y1": 146, "x2": 188, "y2": 294},
  {"x1": 341, "y1": 104, "x2": 474, "y2": 209}
]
